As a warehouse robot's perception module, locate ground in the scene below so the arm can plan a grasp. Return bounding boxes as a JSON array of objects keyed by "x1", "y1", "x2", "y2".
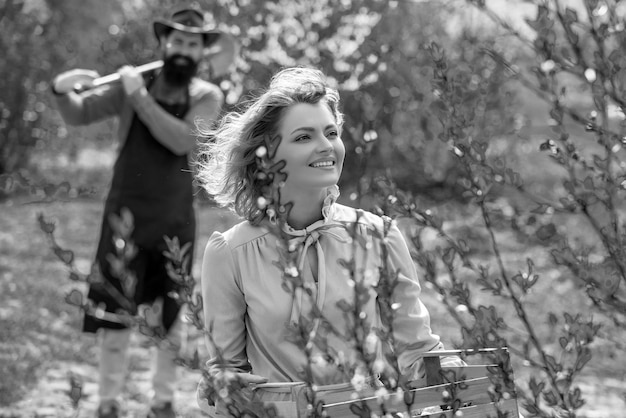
[
  {"x1": 2, "y1": 338, "x2": 208, "y2": 418},
  {"x1": 1, "y1": 195, "x2": 625, "y2": 418},
  {"x1": 4, "y1": 333, "x2": 625, "y2": 418}
]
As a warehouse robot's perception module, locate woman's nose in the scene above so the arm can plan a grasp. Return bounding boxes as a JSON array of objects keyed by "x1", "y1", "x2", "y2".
[{"x1": 316, "y1": 134, "x2": 333, "y2": 153}]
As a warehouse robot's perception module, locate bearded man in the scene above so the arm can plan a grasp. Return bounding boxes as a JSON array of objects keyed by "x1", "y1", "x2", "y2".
[{"x1": 51, "y1": 8, "x2": 236, "y2": 418}]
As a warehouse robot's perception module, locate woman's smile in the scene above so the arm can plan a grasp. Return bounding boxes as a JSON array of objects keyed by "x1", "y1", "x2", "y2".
[{"x1": 309, "y1": 159, "x2": 336, "y2": 168}]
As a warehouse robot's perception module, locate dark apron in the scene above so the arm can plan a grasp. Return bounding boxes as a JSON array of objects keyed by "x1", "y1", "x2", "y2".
[{"x1": 83, "y1": 79, "x2": 195, "y2": 333}]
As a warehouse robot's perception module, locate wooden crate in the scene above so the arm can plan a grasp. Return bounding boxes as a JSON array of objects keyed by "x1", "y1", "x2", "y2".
[{"x1": 322, "y1": 348, "x2": 520, "y2": 417}]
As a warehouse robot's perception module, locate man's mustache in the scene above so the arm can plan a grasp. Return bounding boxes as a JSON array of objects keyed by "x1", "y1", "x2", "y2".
[{"x1": 166, "y1": 54, "x2": 196, "y2": 68}]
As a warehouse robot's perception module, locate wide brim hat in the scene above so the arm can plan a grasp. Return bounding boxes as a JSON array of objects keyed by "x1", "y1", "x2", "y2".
[{"x1": 154, "y1": 8, "x2": 238, "y2": 77}]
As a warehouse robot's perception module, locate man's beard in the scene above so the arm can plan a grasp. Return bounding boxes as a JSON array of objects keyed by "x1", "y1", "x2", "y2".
[{"x1": 162, "y1": 54, "x2": 198, "y2": 87}]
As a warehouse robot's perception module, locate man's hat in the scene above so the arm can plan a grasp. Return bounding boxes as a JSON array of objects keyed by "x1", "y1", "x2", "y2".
[{"x1": 154, "y1": 8, "x2": 238, "y2": 77}]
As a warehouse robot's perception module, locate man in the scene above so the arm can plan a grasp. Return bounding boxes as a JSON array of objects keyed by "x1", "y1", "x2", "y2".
[{"x1": 51, "y1": 8, "x2": 236, "y2": 418}]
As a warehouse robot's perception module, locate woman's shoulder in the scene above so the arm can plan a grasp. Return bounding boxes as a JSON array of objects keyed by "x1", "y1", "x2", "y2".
[{"x1": 209, "y1": 220, "x2": 271, "y2": 251}]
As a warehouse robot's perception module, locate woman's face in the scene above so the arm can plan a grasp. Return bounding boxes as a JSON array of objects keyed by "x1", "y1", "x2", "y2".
[{"x1": 273, "y1": 101, "x2": 345, "y2": 196}]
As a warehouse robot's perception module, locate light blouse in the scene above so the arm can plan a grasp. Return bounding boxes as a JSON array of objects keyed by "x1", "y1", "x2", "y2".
[{"x1": 201, "y1": 197, "x2": 447, "y2": 386}]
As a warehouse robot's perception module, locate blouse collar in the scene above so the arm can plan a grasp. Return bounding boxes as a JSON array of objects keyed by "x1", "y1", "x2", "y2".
[{"x1": 282, "y1": 185, "x2": 340, "y2": 236}]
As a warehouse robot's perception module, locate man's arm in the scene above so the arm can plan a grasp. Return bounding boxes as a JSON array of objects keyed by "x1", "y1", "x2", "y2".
[
  {"x1": 52, "y1": 69, "x2": 125, "y2": 126},
  {"x1": 127, "y1": 83, "x2": 223, "y2": 156}
]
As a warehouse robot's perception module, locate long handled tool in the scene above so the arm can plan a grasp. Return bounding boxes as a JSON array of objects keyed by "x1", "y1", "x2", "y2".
[
  {"x1": 72, "y1": 60, "x2": 164, "y2": 92},
  {"x1": 90, "y1": 60, "x2": 164, "y2": 87},
  {"x1": 59, "y1": 31, "x2": 238, "y2": 94}
]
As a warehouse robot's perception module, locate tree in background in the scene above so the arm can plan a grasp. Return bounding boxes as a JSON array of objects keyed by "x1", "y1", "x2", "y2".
[
  {"x1": 369, "y1": 0, "x2": 625, "y2": 416},
  {"x1": 1, "y1": 0, "x2": 516, "y2": 200},
  {"x1": 0, "y1": 0, "x2": 126, "y2": 194}
]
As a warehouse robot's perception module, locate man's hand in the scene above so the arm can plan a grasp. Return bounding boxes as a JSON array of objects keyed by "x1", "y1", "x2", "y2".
[
  {"x1": 118, "y1": 65, "x2": 144, "y2": 95},
  {"x1": 52, "y1": 69, "x2": 101, "y2": 94}
]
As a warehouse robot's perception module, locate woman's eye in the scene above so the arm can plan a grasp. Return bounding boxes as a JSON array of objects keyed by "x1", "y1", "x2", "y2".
[
  {"x1": 295, "y1": 135, "x2": 310, "y2": 142},
  {"x1": 327, "y1": 130, "x2": 338, "y2": 138}
]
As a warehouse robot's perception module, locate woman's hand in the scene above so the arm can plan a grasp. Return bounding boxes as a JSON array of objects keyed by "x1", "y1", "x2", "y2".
[
  {"x1": 197, "y1": 370, "x2": 269, "y2": 414},
  {"x1": 235, "y1": 372, "x2": 269, "y2": 385},
  {"x1": 197, "y1": 370, "x2": 268, "y2": 403}
]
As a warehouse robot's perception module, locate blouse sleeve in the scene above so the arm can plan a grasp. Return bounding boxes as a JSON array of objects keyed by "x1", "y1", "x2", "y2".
[
  {"x1": 201, "y1": 231, "x2": 251, "y2": 377},
  {"x1": 383, "y1": 221, "x2": 461, "y2": 381}
]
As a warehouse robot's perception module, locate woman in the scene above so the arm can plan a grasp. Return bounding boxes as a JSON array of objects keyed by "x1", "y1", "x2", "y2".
[{"x1": 195, "y1": 67, "x2": 462, "y2": 416}]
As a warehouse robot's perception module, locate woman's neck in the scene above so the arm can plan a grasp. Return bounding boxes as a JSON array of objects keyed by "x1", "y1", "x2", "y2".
[{"x1": 282, "y1": 188, "x2": 327, "y2": 230}]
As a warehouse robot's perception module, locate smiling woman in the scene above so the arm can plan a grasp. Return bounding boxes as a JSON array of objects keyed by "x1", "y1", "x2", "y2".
[
  {"x1": 196, "y1": 67, "x2": 345, "y2": 227},
  {"x1": 272, "y1": 101, "x2": 345, "y2": 229},
  {"x1": 194, "y1": 67, "x2": 464, "y2": 417}
]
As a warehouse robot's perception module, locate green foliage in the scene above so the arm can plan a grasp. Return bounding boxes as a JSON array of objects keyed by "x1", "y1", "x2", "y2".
[
  {"x1": 356, "y1": 1, "x2": 626, "y2": 417},
  {"x1": 0, "y1": 0, "x2": 123, "y2": 196},
  {"x1": 0, "y1": 0, "x2": 58, "y2": 175},
  {"x1": 1, "y1": 0, "x2": 516, "y2": 199}
]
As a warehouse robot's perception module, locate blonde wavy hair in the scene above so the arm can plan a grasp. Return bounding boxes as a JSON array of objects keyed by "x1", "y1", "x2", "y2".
[{"x1": 195, "y1": 67, "x2": 344, "y2": 224}]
